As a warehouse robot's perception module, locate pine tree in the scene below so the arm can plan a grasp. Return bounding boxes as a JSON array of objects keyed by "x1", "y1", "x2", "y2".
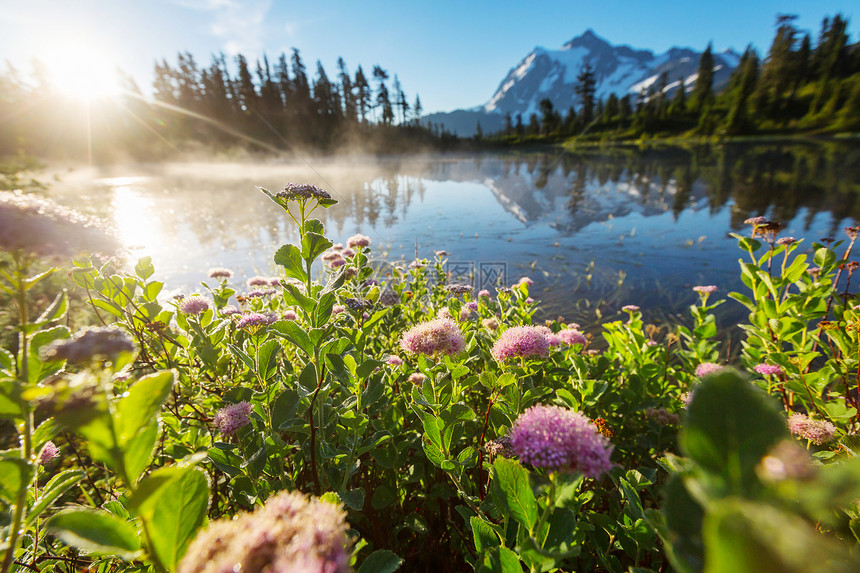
[
  {"x1": 354, "y1": 66, "x2": 371, "y2": 122},
  {"x1": 337, "y1": 57, "x2": 355, "y2": 121},
  {"x1": 575, "y1": 63, "x2": 597, "y2": 125},
  {"x1": 372, "y1": 66, "x2": 393, "y2": 124},
  {"x1": 690, "y1": 43, "x2": 714, "y2": 114},
  {"x1": 412, "y1": 94, "x2": 423, "y2": 124}
]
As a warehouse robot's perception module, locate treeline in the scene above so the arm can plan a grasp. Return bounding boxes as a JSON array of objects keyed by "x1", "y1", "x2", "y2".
[
  {"x1": 488, "y1": 13, "x2": 860, "y2": 143},
  {"x1": 0, "y1": 49, "x2": 458, "y2": 162}
]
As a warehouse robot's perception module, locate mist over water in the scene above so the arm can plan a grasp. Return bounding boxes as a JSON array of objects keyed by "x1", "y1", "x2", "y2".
[{"x1": 49, "y1": 142, "x2": 860, "y2": 326}]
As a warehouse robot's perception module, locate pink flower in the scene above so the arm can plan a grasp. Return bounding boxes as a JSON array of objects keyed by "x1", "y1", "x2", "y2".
[
  {"x1": 408, "y1": 372, "x2": 426, "y2": 384},
  {"x1": 693, "y1": 285, "x2": 718, "y2": 295},
  {"x1": 386, "y1": 355, "x2": 403, "y2": 366},
  {"x1": 695, "y1": 362, "x2": 723, "y2": 377},
  {"x1": 622, "y1": 305, "x2": 640, "y2": 313},
  {"x1": 478, "y1": 289, "x2": 491, "y2": 298},
  {"x1": 744, "y1": 216, "x2": 767, "y2": 225},
  {"x1": 208, "y1": 268, "x2": 234, "y2": 279},
  {"x1": 558, "y1": 329, "x2": 587, "y2": 346},
  {"x1": 282, "y1": 310, "x2": 298, "y2": 321},
  {"x1": 214, "y1": 402, "x2": 252, "y2": 436},
  {"x1": 237, "y1": 313, "x2": 269, "y2": 329},
  {"x1": 492, "y1": 326, "x2": 551, "y2": 362},
  {"x1": 516, "y1": 277, "x2": 534, "y2": 287},
  {"x1": 247, "y1": 276, "x2": 270, "y2": 287},
  {"x1": 220, "y1": 305, "x2": 240, "y2": 316},
  {"x1": 331, "y1": 305, "x2": 346, "y2": 316},
  {"x1": 38, "y1": 441, "x2": 60, "y2": 465},
  {"x1": 482, "y1": 318, "x2": 499, "y2": 331},
  {"x1": 179, "y1": 296, "x2": 211, "y2": 316},
  {"x1": 510, "y1": 405, "x2": 613, "y2": 478},
  {"x1": 459, "y1": 309, "x2": 472, "y2": 321},
  {"x1": 342, "y1": 248, "x2": 356, "y2": 258},
  {"x1": 787, "y1": 412, "x2": 836, "y2": 445},
  {"x1": 347, "y1": 234, "x2": 371, "y2": 249},
  {"x1": 754, "y1": 363, "x2": 783, "y2": 376},
  {"x1": 400, "y1": 318, "x2": 466, "y2": 357}
]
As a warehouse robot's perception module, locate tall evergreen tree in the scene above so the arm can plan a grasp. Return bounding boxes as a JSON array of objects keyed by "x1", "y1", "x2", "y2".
[
  {"x1": 337, "y1": 57, "x2": 355, "y2": 121},
  {"x1": 354, "y1": 66, "x2": 371, "y2": 123},
  {"x1": 373, "y1": 66, "x2": 393, "y2": 124},
  {"x1": 690, "y1": 43, "x2": 714, "y2": 114},
  {"x1": 575, "y1": 63, "x2": 597, "y2": 125},
  {"x1": 412, "y1": 94, "x2": 423, "y2": 124}
]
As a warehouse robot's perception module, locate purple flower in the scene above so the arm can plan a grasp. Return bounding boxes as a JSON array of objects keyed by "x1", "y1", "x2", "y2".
[
  {"x1": 331, "y1": 305, "x2": 346, "y2": 316},
  {"x1": 558, "y1": 329, "x2": 587, "y2": 346},
  {"x1": 400, "y1": 318, "x2": 466, "y2": 357},
  {"x1": 510, "y1": 405, "x2": 613, "y2": 478},
  {"x1": 220, "y1": 305, "x2": 240, "y2": 316},
  {"x1": 179, "y1": 296, "x2": 211, "y2": 316},
  {"x1": 693, "y1": 285, "x2": 718, "y2": 295},
  {"x1": 207, "y1": 268, "x2": 233, "y2": 280},
  {"x1": 465, "y1": 301, "x2": 478, "y2": 312},
  {"x1": 341, "y1": 248, "x2": 356, "y2": 258},
  {"x1": 409, "y1": 259, "x2": 426, "y2": 269},
  {"x1": 268, "y1": 277, "x2": 282, "y2": 287},
  {"x1": 408, "y1": 372, "x2": 426, "y2": 384},
  {"x1": 622, "y1": 305, "x2": 640, "y2": 313},
  {"x1": 214, "y1": 402, "x2": 252, "y2": 436},
  {"x1": 776, "y1": 237, "x2": 797, "y2": 246},
  {"x1": 491, "y1": 326, "x2": 551, "y2": 362},
  {"x1": 744, "y1": 216, "x2": 767, "y2": 225},
  {"x1": 246, "y1": 276, "x2": 270, "y2": 287},
  {"x1": 695, "y1": 362, "x2": 723, "y2": 377},
  {"x1": 525, "y1": 297, "x2": 535, "y2": 304},
  {"x1": 179, "y1": 491, "x2": 350, "y2": 573},
  {"x1": 434, "y1": 250, "x2": 448, "y2": 257},
  {"x1": 386, "y1": 355, "x2": 403, "y2": 366},
  {"x1": 38, "y1": 441, "x2": 60, "y2": 465},
  {"x1": 516, "y1": 277, "x2": 534, "y2": 287},
  {"x1": 275, "y1": 183, "x2": 334, "y2": 204},
  {"x1": 330, "y1": 243, "x2": 344, "y2": 251},
  {"x1": 535, "y1": 326, "x2": 561, "y2": 347},
  {"x1": 754, "y1": 363, "x2": 783, "y2": 376},
  {"x1": 681, "y1": 392, "x2": 693, "y2": 406},
  {"x1": 237, "y1": 313, "x2": 269, "y2": 330},
  {"x1": 347, "y1": 234, "x2": 371, "y2": 249},
  {"x1": 459, "y1": 309, "x2": 472, "y2": 321},
  {"x1": 787, "y1": 412, "x2": 836, "y2": 445},
  {"x1": 328, "y1": 257, "x2": 346, "y2": 269},
  {"x1": 282, "y1": 310, "x2": 298, "y2": 321},
  {"x1": 478, "y1": 289, "x2": 491, "y2": 298},
  {"x1": 482, "y1": 318, "x2": 499, "y2": 331}
]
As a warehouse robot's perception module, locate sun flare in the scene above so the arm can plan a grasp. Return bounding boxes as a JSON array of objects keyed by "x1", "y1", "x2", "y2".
[{"x1": 39, "y1": 36, "x2": 121, "y2": 100}]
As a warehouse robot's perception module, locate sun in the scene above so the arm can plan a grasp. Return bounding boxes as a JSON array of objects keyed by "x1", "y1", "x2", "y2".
[{"x1": 39, "y1": 37, "x2": 121, "y2": 100}]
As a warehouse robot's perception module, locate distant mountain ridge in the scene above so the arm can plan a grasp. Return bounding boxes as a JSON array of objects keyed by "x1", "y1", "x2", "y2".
[{"x1": 425, "y1": 30, "x2": 740, "y2": 136}]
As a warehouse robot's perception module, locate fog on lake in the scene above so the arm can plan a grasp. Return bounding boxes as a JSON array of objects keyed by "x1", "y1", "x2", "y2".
[{"x1": 49, "y1": 141, "x2": 860, "y2": 327}]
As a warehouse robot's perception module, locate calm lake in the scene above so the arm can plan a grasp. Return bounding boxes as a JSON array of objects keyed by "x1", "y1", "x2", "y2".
[{"x1": 51, "y1": 141, "x2": 860, "y2": 327}]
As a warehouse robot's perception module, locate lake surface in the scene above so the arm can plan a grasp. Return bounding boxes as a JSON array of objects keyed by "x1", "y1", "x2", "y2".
[{"x1": 49, "y1": 142, "x2": 860, "y2": 327}]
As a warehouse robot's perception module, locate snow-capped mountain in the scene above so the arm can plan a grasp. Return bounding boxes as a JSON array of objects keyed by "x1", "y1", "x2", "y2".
[{"x1": 424, "y1": 30, "x2": 740, "y2": 135}]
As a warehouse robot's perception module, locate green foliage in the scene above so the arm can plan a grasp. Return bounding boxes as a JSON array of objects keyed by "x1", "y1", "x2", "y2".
[{"x1": 4, "y1": 187, "x2": 860, "y2": 572}]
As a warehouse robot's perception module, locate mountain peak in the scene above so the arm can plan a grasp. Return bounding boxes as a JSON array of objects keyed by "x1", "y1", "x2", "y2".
[
  {"x1": 481, "y1": 31, "x2": 739, "y2": 119},
  {"x1": 563, "y1": 29, "x2": 610, "y2": 50}
]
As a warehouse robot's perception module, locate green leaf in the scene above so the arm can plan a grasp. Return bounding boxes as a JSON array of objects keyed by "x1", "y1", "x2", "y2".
[
  {"x1": 35, "y1": 290, "x2": 69, "y2": 324},
  {"x1": 123, "y1": 420, "x2": 158, "y2": 484},
  {"x1": 471, "y1": 516, "x2": 501, "y2": 552},
  {"x1": 28, "y1": 325, "x2": 71, "y2": 383},
  {"x1": 301, "y1": 231, "x2": 332, "y2": 262},
  {"x1": 358, "y1": 550, "x2": 403, "y2": 573},
  {"x1": 703, "y1": 499, "x2": 859, "y2": 573},
  {"x1": 274, "y1": 244, "x2": 306, "y2": 282},
  {"x1": 339, "y1": 487, "x2": 365, "y2": 511},
  {"x1": 135, "y1": 256, "x2": 155, "y2": 280},
  {"x1": 256, "y1": 339, "x2": 280, "y2": 380},
  {"x1": 25, "y1": 469, "x2": 85, "y2": 527},
  {"x1": 0, "y1": 380, "x2": 23, "y2": 419},
  {"x1": 681, "y1": 369, "x2": 785, "y2": 493},
  {"x1": 492, "y1": 458, "x2": 538, "y2": 531},
  {"x1": 116, "y1": 370, "x2": 174, "y2": 446},
  {"x1": 0, "y1": 458, "x2": 33, "y2": 503},
  {"x1": 129, "y1": 466, "x2": 209, "y2": 570},
  {"x1": 47, "y1": 508, "x2": 141, "y2": 559},
  {"x1": 283, "y1": 283, "x2": 316, "y2": 314},
  {"x1": 480, "y1": 546, "x2": 523, "y2": 573}
]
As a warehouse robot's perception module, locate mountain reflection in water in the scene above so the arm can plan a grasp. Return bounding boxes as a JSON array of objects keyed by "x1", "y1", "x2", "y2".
[{"x1": 50, "y1": 142, "x2": 860, "y2": 327}]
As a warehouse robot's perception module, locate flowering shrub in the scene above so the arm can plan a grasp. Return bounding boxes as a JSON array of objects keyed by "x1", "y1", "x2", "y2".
[{"x1": 1, "y1": 188, "x2": 860, "y2": 573}]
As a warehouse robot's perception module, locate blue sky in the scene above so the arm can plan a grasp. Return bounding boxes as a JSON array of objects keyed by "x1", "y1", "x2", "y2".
[{"x1": 0, "y1": 0, "x2": 856, "y2": 113}]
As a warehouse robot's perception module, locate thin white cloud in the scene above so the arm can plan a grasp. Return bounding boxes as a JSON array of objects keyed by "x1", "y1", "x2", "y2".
[{"x1": 171, "y1": 0, "x2": 273, "y2": 56}]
